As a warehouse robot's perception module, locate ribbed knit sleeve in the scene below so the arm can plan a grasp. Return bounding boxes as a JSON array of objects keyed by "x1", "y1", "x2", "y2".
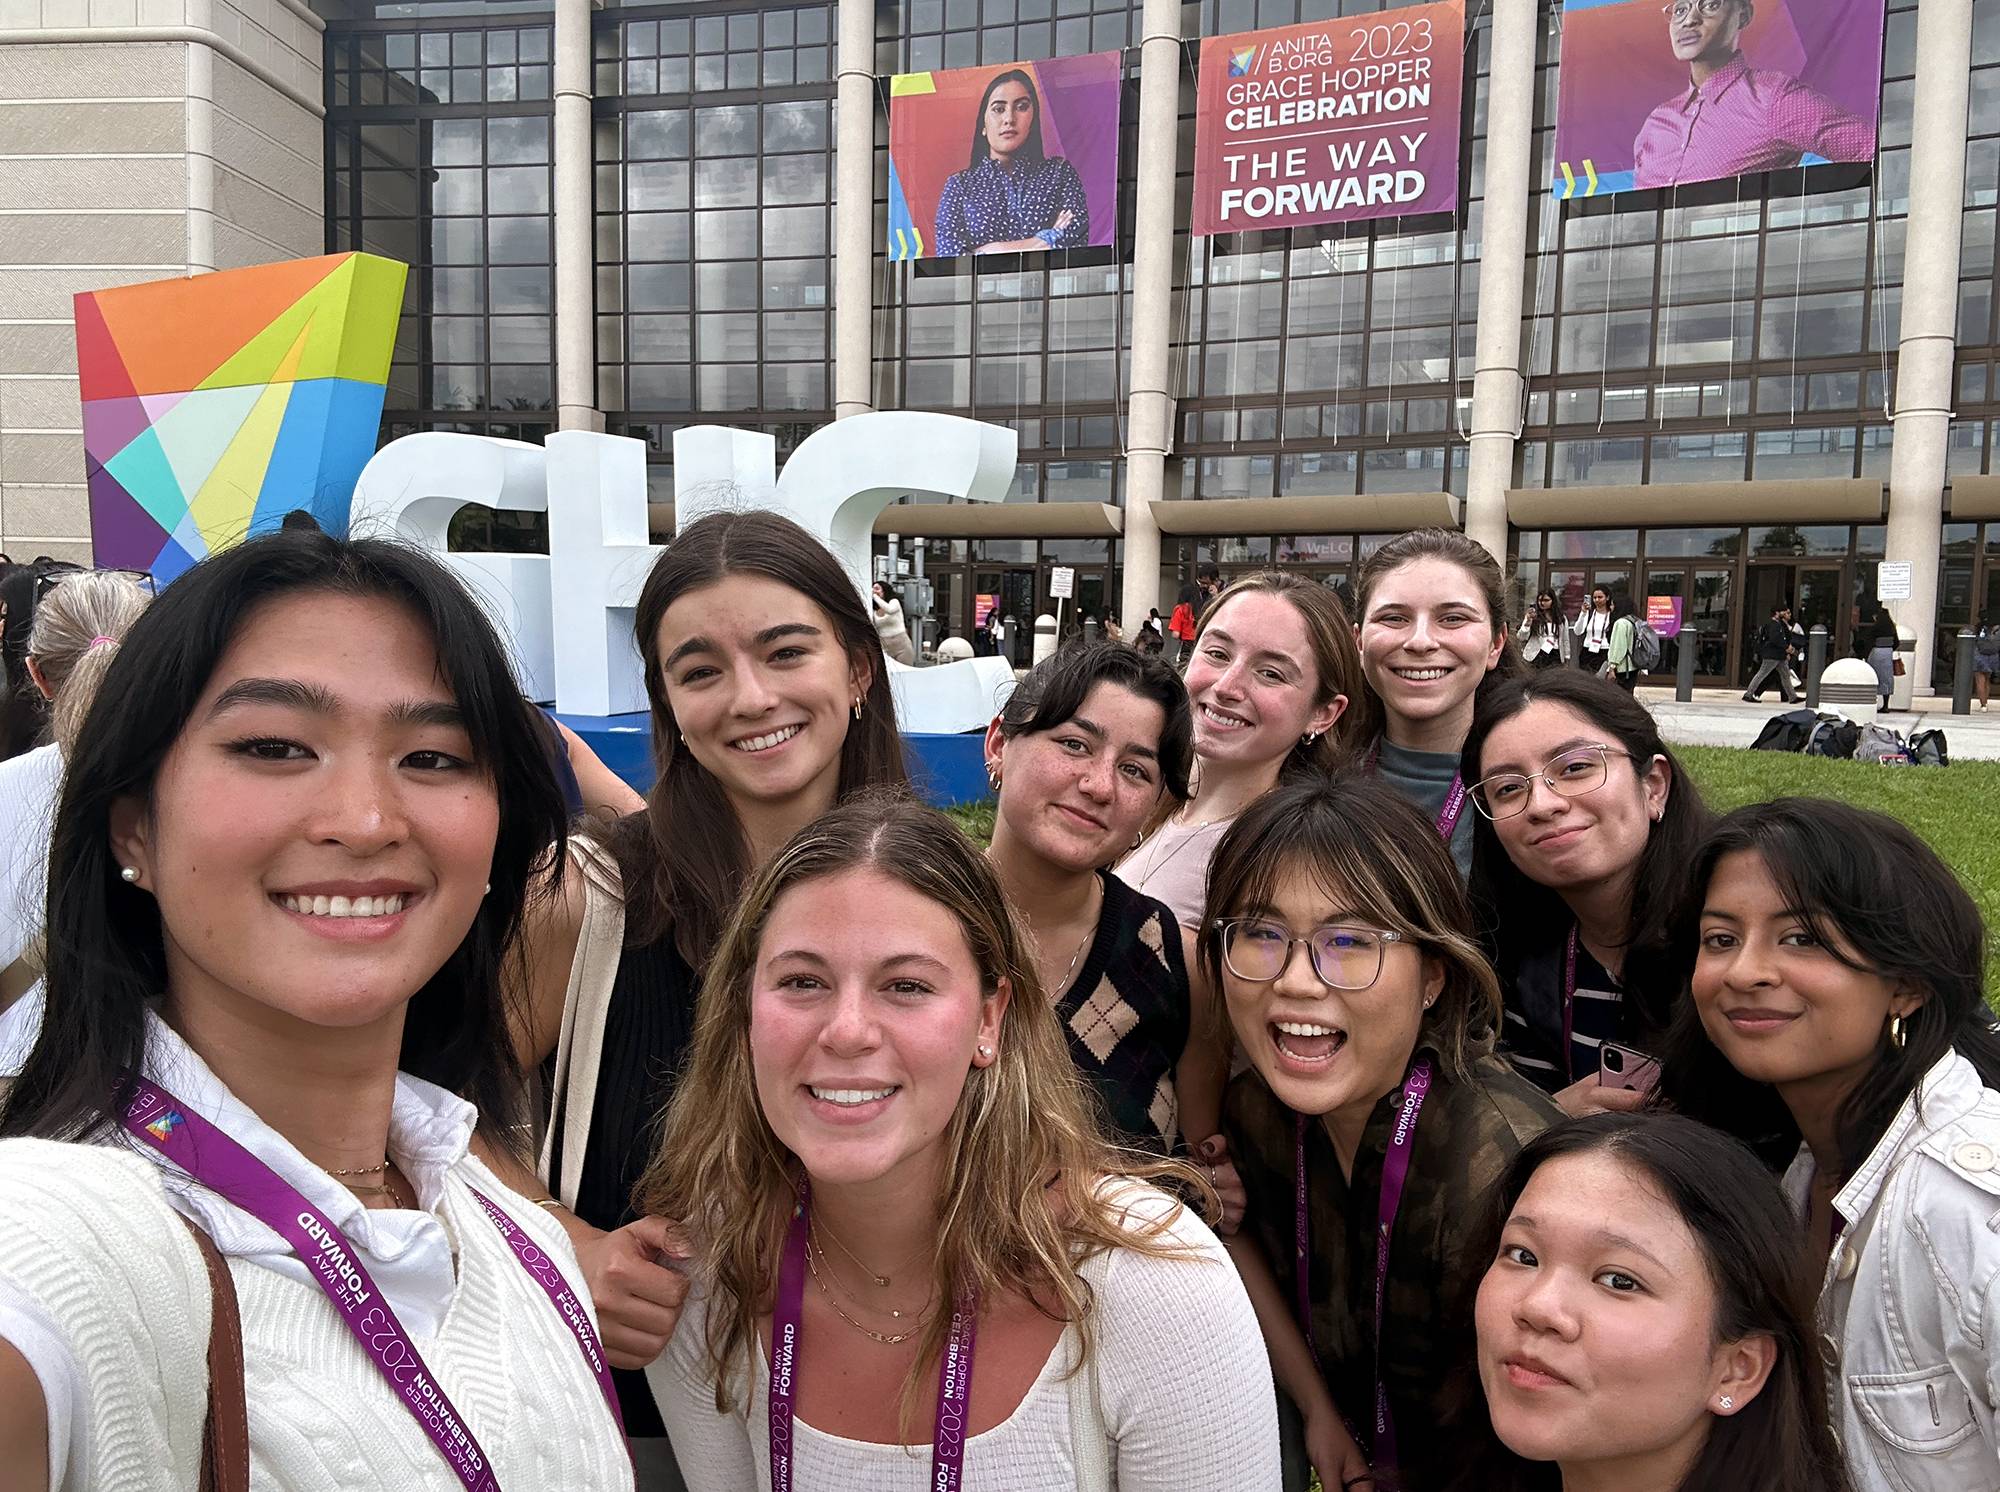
[{"x1": 0, "y1": 1139, "x2": 210, "y2": 1492}]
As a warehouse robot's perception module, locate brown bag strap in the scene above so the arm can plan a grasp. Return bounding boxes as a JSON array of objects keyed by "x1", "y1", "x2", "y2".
[{"x1": 177, "y1": 1215, "x2": 249, "y2": 1492}]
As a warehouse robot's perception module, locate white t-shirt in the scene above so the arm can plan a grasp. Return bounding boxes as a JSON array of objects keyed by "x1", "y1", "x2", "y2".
[
  {"x1": 0, "y1": 1012, "x2": 632, "y2": 1491},
  {"x1": 0, "y1": 743, "x2": 61, "y2": 972},
  {"x1": 648, "y1": 1181, "x2": 1281, "y2": 1491}
]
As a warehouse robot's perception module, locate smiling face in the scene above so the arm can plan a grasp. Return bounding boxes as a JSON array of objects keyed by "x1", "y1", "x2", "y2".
[
  {"x1": 1183, "y1": 592, "x2": 1344, "y2": 776},
  {"x1": 1358, "y1": 557, "x2": 1507, "y2": 747},
  {"x1": 987, "y1": 680, "x2": 1168, "y2": 874},
  {"x1": 1219, "y1": 862, "x2": 1441, "y2": 1122},
  {"x1": 981, "y1": 80, "x2": 1035, "y2": 160},
  {"x1": 1691, "y1": 850, "x2": 1922, "y2": 1097},
  {"x1": 1476, "y1": 1151, "x2": 1763, "y2": 1480},
  {"x1": 750, "y1": 867, "x2": 1007, "y2": 1189},
  {"x1": 656, "y1": 573, "x2": 870, "y2": 821},
  {"x1": 111, "y1": 591, "x2": 497, "y2": 1038},
  {"x1": 1478, "y1": 700, "x2": 1668, "y2": 898},
  {"x1": 1669, "y1": 0, "x2": 1748, "y2": 65}
]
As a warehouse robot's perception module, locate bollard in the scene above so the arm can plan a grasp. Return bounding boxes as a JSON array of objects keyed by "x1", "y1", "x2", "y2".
[
  {"x1": 1083, "y1": 615, "x2": 1100, "y2": 645},
  {"x1": 1032, "y1": 612, "x2": 1058, "y2": 666},
  {"x1": 1955, "y1": 629, "x2": 1977, "y2": 715},
  {"x1": 1805, "y1": 625, "x2": 1828, "y2": 711},
  {"x1": 1675, "y1": 622, "x2": 1696, "y2": 702}
]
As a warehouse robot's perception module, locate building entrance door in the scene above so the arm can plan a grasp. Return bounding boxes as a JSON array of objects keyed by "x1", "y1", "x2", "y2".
[
  {"x1": 973, "y1": 567, "x2": 1037, "y2": 666},
  {"x1": 1742, "y1": 562, "x2": 1842, "y2": 688}
]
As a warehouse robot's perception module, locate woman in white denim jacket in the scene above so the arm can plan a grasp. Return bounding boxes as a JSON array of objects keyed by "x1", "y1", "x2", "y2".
[{"x1": 1657, "y1": 798, "x2": 2000, "y2": 1492}]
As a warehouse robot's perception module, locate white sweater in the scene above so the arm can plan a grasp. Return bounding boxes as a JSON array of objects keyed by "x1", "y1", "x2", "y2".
[
  {"x1": 647, "y1": 1183, "x2": 1280, "y2": 1491},
  {"x1": 0, "y1": 1021, "x2": 632, "y2": 1491}
]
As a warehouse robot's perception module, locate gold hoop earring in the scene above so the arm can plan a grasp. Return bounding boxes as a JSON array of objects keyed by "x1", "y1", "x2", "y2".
[{"x1": 1888, "y1": 1013, "x2": 1908, "y2": 1050}]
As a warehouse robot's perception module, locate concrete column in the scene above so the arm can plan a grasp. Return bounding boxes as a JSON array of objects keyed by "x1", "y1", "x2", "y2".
[
  {"x1": 1462, "y1": 0, "x2": 1538, "y2": 561},
  {"x1": 1884, "y1": 0, "x2": 1973, "y2": 691},
  {"x1": 553, "y1": 0, "x2": 600, "y2": 432},
  {"x1": 185, "y1": 42, "x2": 216, "y2": 274},
  {"x1": 834, "y1": 0, "x2": 875, "y2": 418},
  {"x1": 1120, "y1": 0, "x2": 1181, "y2": 631}
]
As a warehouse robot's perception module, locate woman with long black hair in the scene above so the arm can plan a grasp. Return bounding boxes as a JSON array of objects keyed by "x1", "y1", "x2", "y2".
[
  {"x1": 1464, "y1": 670, "x2": 1710, "y2": 1111},
  {"x1": 0, "y1": 530, "x2": 629, "y2": 1489},
  {"x1": 1656, "y1": 799, "x2": 2000, "y2": 1490},
  {"x1": 932, "y1": 68, "x2": 1089, "y2": 256}
]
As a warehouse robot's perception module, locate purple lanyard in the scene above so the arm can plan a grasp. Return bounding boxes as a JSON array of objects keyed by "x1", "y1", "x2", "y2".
[
  {"x1": 769, "y1": 1186, "x2": 977, "y2": 1492},
  {"x1": 120, "y1": 1076, "x2": 623, "y2": 1490},
  {"x1": 1365, "y1": 743, "x2": 1466, "y2": 841},
  {"x1": 1561, "y1": 925, "x2": 1579, "y2": 1083},
  {"x1": 1292, "y1": 1058, "x2": 1433, "y2": 1478}
]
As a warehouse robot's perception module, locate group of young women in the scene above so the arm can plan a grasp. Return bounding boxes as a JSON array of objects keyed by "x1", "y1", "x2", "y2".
[{"x1": 0, "y1": 516, "x2": 1995, "y2": 1492}]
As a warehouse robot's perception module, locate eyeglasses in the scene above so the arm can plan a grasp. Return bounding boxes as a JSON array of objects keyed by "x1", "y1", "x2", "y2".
[
  {"x1": 33, "y1": 566, "x2": 155, "y2": 603},
  {"x1": 1471, "y1": 743, "x2": 1637, "y2": 821},
  {"x1": 1212, "y1": 918, "x2": 1404, "y2": 991},
  {"x1": 1663, "y1": 0, "x2": 1730, "y2": 19}
]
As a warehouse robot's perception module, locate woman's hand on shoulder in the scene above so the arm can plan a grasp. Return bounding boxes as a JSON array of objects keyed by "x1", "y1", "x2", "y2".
[{"x1": 576, "y1": 1214, "x2": 693, "y2": 1370}]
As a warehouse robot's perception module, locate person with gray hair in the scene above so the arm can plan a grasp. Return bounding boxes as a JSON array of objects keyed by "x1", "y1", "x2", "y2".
[{"x1": 0, "y1": 568, "x2": 151, "y2": 1014}]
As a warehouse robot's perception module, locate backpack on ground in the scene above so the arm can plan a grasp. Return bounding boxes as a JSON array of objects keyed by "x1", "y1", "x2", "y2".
[
  {"x1": 1854, "y1": 723, "x2": 1906, "y2": 764},
  {"x1": 1803, "y1": 717, "x2": 1860, "y2": 760},
  {"x1": 1751, "y1": 709, "x2": 1818, "y2": 753},
  {"x1": 1907, "y1": 728, "x2": 1949, "y2": 767},
  {"x1": 1629, "y1": 619, "x2": 1663, "y2": 673}
]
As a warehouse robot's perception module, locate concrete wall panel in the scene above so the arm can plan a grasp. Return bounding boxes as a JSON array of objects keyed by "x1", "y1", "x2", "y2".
[
  {"x1": 0, "y1": 98, "x2": 184, "y2": 154},
  {"x1": 0, "y1": 431, "x2": 88, "y2": 486},
  {"x1": 0, "y1": 155, "x2": 186, "y2": 212},
  {"x1": 0, "y1": 375, "x2": 84, "y2": 429},
  {"x1": 0, "y1": 266, "x2": 168, "y2": 318},
  {"x1": 0, "y1": 211, "x2": 184, "y2": 265},
  {"x1": 0, "y1": 39, "x2": 185, "y2": 97}
]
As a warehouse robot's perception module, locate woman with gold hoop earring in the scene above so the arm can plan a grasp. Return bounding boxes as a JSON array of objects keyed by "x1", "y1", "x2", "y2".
[{"x1": 1655, "y1": 798, "x2": 2000, "y2": 1491}]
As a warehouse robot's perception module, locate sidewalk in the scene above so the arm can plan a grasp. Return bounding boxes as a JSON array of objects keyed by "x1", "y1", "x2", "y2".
[{"x1": 1635, "y1": 686, "x2": 2000, "y2": 761}]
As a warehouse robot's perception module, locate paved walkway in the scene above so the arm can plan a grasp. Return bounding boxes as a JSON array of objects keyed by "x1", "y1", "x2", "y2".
[{"x1": 1635, "y1": 686, "x2": 2000, "y2": 761}]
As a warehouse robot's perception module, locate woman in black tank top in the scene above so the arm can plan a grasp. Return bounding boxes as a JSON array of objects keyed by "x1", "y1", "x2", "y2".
[
  {"x1": 982, "y1": 643, "x2": 1241, "y2": 1221},
  {"x1": 491, "y1": 511, "x2": 909, "y2": 1463}
]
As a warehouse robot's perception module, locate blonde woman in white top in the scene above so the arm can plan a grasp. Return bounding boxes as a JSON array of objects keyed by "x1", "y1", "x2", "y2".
[
  {"x1": 0, "y1": 532, "x2": 630, "y2": 1490},
  {"x1": 641, "y1": 793, "x2": 1280, "y2": 1490}
]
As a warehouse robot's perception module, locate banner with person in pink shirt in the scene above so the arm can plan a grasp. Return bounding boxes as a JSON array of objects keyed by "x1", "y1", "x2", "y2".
[{"x1": 1553, "y1": 0, "x2": 1884, "y2": 199}]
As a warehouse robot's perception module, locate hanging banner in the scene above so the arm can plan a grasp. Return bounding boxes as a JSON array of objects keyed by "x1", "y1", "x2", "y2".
[
  {"x1": 1552, "y1": 0, "x2": 1885, "y2": 199},
  {"x1": 886, "y1": 52, "x2": 1122, "y2": 262},
  {"x1": 1191, "y1": 0, "x2": 1464, "y2": 237}
]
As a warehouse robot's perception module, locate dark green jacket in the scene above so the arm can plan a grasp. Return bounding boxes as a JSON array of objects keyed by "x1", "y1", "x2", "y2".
[{"x1": 1225, "y1": 1051, "x2": 1560, "y2": 1492}]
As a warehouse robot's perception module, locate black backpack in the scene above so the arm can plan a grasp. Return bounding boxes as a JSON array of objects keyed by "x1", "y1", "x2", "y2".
[
  {"x1": 1907, "y1": 728, "x2": 1949, "y2": 767},
  {"x1": 1751, "y1": 709, "x2": 1818, "y2": 753}
]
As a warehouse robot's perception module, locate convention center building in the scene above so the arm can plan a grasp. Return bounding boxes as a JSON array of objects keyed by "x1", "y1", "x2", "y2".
[{"x1": 1, "y1": 0, "x2": 1996, "y2": 691}]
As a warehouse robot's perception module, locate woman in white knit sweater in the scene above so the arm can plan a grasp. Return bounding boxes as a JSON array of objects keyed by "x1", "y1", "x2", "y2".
[
  {"x1": 639, "y1": 793, "x2": 1281, "y2": 1490},
  {"x1": 0, "y1": 531, "x2": 632, "y2": 1491}
]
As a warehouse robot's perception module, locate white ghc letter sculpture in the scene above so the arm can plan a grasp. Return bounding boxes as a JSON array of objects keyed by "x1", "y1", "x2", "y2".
[{"x1": 348, "y1": 412, "x2": 1019, "y2": 733}]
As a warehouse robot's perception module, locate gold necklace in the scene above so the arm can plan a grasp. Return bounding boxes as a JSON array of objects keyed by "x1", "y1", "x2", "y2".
[
  {"x1": 805, "y1": 1234, "x2": 924, "y2": 1344},
  {"x1": 813, "y1": 1212, "x2": 891, "y2": 1288},
  {"x1": 1046, "y1": 877, "x2": 1103, "y2": 999}
]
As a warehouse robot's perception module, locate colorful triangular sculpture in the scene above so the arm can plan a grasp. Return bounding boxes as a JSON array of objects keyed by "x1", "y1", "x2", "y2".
[{"x1": 75, "y1": 253, "x2": 408, "y2": 575}]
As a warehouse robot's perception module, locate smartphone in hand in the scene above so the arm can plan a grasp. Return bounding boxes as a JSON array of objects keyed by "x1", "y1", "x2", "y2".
[{"x1": 1598, "y1": 1041, "x2": 1661, "y2": 1093}]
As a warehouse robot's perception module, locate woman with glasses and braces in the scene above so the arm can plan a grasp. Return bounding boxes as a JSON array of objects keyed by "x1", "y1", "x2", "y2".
[
  {"x1": 1208, "y1": 773, "x2": 1558, "y2": 1492},
  {"x1": 1463, "y1": 671, "x2": 1711, "y2": 1116}
]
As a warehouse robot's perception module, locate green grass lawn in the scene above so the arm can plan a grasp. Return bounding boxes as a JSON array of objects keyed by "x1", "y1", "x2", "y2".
[{"x1": 949, "y1": 748, "x2": 2000, "y2": 989}]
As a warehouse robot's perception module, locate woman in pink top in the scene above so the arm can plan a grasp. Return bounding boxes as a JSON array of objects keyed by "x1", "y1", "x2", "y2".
[{"x1": 1117, "y1": 573, "x2": 1368, "y2": 931}]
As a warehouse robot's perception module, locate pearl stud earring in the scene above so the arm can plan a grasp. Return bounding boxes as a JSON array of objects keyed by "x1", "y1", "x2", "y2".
[{"x1": 119, "y1": 866, "x2": 140, "y2": 884}]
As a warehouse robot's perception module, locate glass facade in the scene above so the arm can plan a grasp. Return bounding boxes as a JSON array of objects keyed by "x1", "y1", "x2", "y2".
[{"x1": 320, "y1": 0, "x2": 1998, "y2": 677}]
